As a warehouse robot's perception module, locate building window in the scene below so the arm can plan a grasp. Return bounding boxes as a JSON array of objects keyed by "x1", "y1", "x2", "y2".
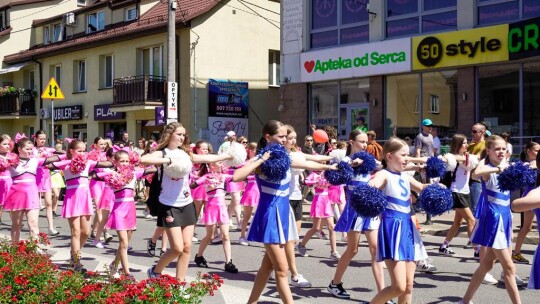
[
  {"x1": 100, "y1": 54, "x2": 114, "y2": 88},
  {"x1": 29, "y1": 70, "x2": 35, "y2": 90},
  {"x1": 76, "y1": 60, "x2": 86, "y2": 92},
  {"x1": 87, "y1": 11, "x2": 105, "y2": 33},
  {"x1": 478, "y1": 0, "x2": 540, "y2": 26},
  {"x1": 54, "y1": 65, "x2": 62, "y2": 86},
  {"x1": 140, "y1": 46, "x2": 162, "y2": 76},
  {"x1": 77, "y1": 0, "x2": 86, "y2": 6},
  {"x1": 311, "y1": 82, "x2": 339, "y2": 127},
  {"x1": 429, "y1": 95, "x2": 440, "y2": 114},
  {"x1": 52, "y1": 24, "x2": 63, "y2": 42},
  {"x1": 43, "y1": 25, "x2": 50, "y2": 44},
  {"x1": 0, "y1": 11, "x2": 7, "y2": 30},
  {"x1": 386, "y1": 0, "x2": 457, "y2": 38},
  {"x1": 268, "y1": 50, "x2": 280, "y2": 87},
  {"x1": 126, "y1": 7, "x2": 138, "y2": 21},
  {"x1": 310, "y1": 0, "x2": 369, "y2": 49}
]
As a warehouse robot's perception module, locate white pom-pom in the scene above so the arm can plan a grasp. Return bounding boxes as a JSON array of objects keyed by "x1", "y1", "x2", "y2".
[
  {"x1": 442, "y1": 154, "x2": 457, "y2": 172},
  {"x1": 290, "y1": 151, "x2": 306, "y2": 173},
  {"x1": 463, "y1": 154, "x2": 479, "y2": 171},
  {"x1": 329, "y1": 149, "x2": 346, "y2": 162},
  {"x1": 223, "y1": 141, "x2": 247, "y2": 167},
  {"x1": 164, "y1": 150, "x2": 192, "y2": 179}
]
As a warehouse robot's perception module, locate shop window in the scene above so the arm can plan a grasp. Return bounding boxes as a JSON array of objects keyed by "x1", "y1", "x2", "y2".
[
  {"x1": 87, "y1": 11, "x2": 105, "y2": 33},
  {"x1": 310, "y1": 0, "x2": 369, "y2": 49},
  {"x1": 312, "y1": 82, "x2": 339, "y2": 128},
  {"x1": 126, "y1": 7, "x2": 138, "y2": 21},
  {"x1": 100, "y1": 55, "x2": 114, "y2": 88},
  {"x1": 43, "y1": 25, "x2": 50, "y2": 44},
  {"x1": 478, "y1": 64, "x2": 519, "y2": 135},
  {"x1": 140, "y1": 46, "x2": 163, "y2": 76},
  {"x1": 75, "y1": 60, "x2": 86, "y2": 92},
  {"x1": 386, "y1": 74, "x2": 420, "y2": 138},
  {"x1": 268, "y1": 50, "x2": 280, "y2": 87},
  {"x1": 422, "y1": 70, "x2": 457, "y2": 135},
  {"x1": 429, "y1": 95, "x2": 440, "y2": 114},
  {"x1": 386, "y1": 0, "x2": 456, "y2": 38},
  {"x1": 521, "y1": 63, "x2": 540, "y2": 138},
  {"x1": 52, "y1": 24, "x2": 63, "y2": 42},
  {"x1": 478, "y1": 0, "x2": 540, "y2": 25}
]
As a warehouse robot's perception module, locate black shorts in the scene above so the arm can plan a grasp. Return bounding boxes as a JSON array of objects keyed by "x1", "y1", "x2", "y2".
[
  {"x1": 452, "y1": 192, "x2": 471, "y2": 209},
  {"x1": 156, "y1": 202, "x2": 197, "y2": 228},
  {"x1": 289, "y1": 200, "x2": 303, "y2": 221}
]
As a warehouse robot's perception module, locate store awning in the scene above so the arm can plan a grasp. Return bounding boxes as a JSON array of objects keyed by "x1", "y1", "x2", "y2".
[{"x1": 0, "y1": 62, "x2": 32, "y2": 75}]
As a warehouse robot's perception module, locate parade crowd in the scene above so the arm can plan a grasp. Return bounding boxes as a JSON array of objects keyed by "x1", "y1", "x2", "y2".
[{"x1": 0, "y1": 119, "x2": 538, "y2": 304}]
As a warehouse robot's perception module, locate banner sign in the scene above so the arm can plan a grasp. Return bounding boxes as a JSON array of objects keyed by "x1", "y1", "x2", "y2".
[
  {"x1": 53, "y1": 105, "x2": 82, "y2": 121},
  {"x1": 509, "y1": 16, "x2": 540, "y2": 60},
  {"x1": 94, "y1": 104, "x2": 124, "y2": 121},
  {"x1": 208, "y1": 79, "x2": 249, "y2": 118},
  {"x1": 412, "y1": 24, "x2": 509, "y2": 70},
  {"x1": 208, "y1": 116, "x2": 248, "y2": 152},
  {"x1": 155, "y1": 106, "x2": 165, "y2": 126},
  {"x1": 300, "y1": 38, "x2": 411, "y2": 82},
  {"x1": 167, "y1": 82, "x2": 178, "y2": 122}
]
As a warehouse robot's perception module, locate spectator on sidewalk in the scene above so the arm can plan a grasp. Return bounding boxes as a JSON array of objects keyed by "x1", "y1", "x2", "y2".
[{"x1": 366, "y1": 130, "x2": 383, "y2": 161}]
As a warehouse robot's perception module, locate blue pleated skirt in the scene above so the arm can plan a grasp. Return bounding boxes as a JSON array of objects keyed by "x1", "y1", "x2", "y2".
[
  {"x1": 247, "y1": 194, "x2": 293, "y2": 244},
  {"x1": 470, "y1": 202, "x2": 512, "y2": 249}
]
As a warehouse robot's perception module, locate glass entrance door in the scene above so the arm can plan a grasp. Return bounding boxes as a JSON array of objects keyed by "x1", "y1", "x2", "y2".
[{"x1": 338, "y1": 103, "x2": 369, "y2": 140}]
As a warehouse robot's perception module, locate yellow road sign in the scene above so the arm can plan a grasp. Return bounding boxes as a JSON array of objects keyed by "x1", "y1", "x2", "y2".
[{"x1": 41, "y1": 77, "x2": 65, "y2": 99}]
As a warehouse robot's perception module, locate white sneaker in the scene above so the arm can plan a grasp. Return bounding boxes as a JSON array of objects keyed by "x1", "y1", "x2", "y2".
[
  {"x1": 192, "y1": 236, "x2": 199, "y2": 242},
  {"x1": 330, "y1": 251, "x2": 341, "y2": 260},
  {"x1": 290, "y1": 274, "x2": 312, "y2": 287},
  {"x1": 238, "y1": 237, "x2": 249, "y2": 246},
  {"x1": 143, "y1": 210, "x2": 153, "y2": 219},
  {"x1": 482, "y1": 273, "x2": 498, "y2": 285},
  {"x1": 48, "y1": 228, "x2": 59, "y2": 236},
  {"x1": 93, "y1": 240, "x2": 105, "y2": 249},
  {"x1": 416, "y1": 259, "x2": 437, "y2": 272}
]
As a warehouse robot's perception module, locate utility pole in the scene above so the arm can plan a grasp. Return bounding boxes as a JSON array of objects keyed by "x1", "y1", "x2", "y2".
[{"x1": 166, "y1": 0, "x2": 178, "y2": 124}]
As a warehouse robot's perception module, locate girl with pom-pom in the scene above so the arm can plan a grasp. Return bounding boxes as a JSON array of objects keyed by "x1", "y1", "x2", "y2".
[
  {"x1": 190, "y1": 140, "x2": 212, "y2": 243},
  {"x1": 367, "y1": 136, "x2": 428, "y2": 304},
  {"x1": 238, "y1": 142, "x2": 259, "y2": 246},
  {"x1": 191, "y1": 159, "x2": 238, "y2": 273},
  {"x1": 50, "y1": 142, "x2": 65, "y2": 219},
  {"x1": 511, "y1": 149, "x2": 540, "y2": 290},
  {"x1": 460, "y1": 135, "x2": 522, "y2": 304},
  {"x1": 511, "y1": 141, "x2": 539, "y2": 264},
  {"x1": 50, "y1": 139, "x2": 112, "y2": 271},
  {"x1": 438, "y1": 134, "x2": 479, "y2": 256},
  {"x1": 91, "y1": 147, "x2": 116, "y2": 249},
  {"x1": 33, "y1": 130, "x2": 58, "y2": 236},
  {"x1": 232, "y1": 120, "x2": 337, "y2": 304},
  {"x1": 297, "y1": 171, "x2": 340, "y2": 260},
  {"x1": 0, "y1": 135, "x2": 13, "y2": 222},
  {"x1": 94, "y1": 150, "x2": 156, "y2": 279},
  {"x1": 225, "y1": 137, "x2": 247, "y2": 231},
  {"x1": 328, "y1": 140, "x2": 347, "y2": 241},
  {"x1": 141, "y1": 122, "x2": 233, "y2": 282},
  {"x1": 5, "y1": 138, "x2": 63, "y2": 243},
  {"x1": 88, "y1": 137, "x2": 113, "y2": 247},
  {"x1": 329, "y1": 130, "x2": 386, "y2": 299}
]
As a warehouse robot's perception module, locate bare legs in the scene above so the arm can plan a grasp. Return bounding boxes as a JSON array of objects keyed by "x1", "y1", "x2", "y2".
[{"x1": 153, "y1": 225, "x2": 194, "y2": 281}]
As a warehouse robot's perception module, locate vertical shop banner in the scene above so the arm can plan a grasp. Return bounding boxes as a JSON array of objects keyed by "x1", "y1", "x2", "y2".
[
  {"x1": 155, "y1": 106, "x2": 165, "y2": 126},
  {"x1": 208, "y1": 117, "x2": 249, "y2": 152}
]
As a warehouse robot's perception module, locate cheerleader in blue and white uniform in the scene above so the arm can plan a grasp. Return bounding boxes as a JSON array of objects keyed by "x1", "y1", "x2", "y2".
[
  {"x1": 461, "y1": 135, "x2": 521, "y2": 304},
  {"x1": 233, "y1": 120, "x2": 336, "y2": 304},
  {"x1": 367, "y1": 137, "x2": 427, "y2": 304},
  {"x1": 328, "y1": 129, "x2": 386, "y2": 300}
]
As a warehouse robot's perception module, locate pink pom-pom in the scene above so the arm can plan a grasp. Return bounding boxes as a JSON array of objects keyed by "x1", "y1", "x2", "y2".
[
  {"x1": 6, "y1": 153, "x2": 19, "y2": 167},
  {"x1": 69, "y1": 153, "x2": 87, "y2": 174},
  {"x1": 117, "y1": 164, "x2": 134, "y2": 182},
  {"x1": 0, "y1": 158, "x2": 9, "y2": 172},
  {"x1": 87, "y1": 149, "x2": 101, "y2": 161},
  {"x1": 129, "y1": 152, "x2": 140, "y2": 165},
  {"x1": 104, "y1": 171, "x2": 125, "y2": 190}
]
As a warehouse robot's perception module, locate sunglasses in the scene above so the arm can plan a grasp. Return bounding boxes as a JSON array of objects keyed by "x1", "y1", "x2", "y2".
[
  {"x1": 330, "y1": 142, "x2": 337, "y2": 144},
  {"x1": 306, "y1": 139, "x2": 313, "y2": 142},
  {"x1": 471, "y1": 130, "x2": 482, "y2": 134},
  {"x1": 241, "y1": 141, "x2": 248, "y2": 144}
]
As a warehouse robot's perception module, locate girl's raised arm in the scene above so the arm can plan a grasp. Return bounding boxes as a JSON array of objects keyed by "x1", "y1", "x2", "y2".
[
  {"x1": 368, "y1": 170, "x2": 387, "y2": 190},
  {"x1": 232, "y1": 152, "x2": 270, "y2": 182},
  {"x1": 192, "y1": 153, "x2": 232, "y2": 164},
  {"x1": 408, "y1": 174, "x2": 426, "y2": 194},
  {"x1": 512, "y1": 187, "x2": 540, "y2": 212},
  {"x1": 140, "y1": 151, "x2": 168, "y2": 165},
  {"x1": 291, "y1": 158, "x2": 336, "y2": 171},
  {"x1": 304, "y1": 154, "x2": 333, "y2": 162}
]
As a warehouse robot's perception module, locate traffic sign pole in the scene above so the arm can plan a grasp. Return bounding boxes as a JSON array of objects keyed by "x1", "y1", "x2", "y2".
[
  {"x1": 51, "y1": 99, "x2": 54, "y2": 147},
  {"x1": 40, "y1": 77, "x2": 64, "y2": 147}
]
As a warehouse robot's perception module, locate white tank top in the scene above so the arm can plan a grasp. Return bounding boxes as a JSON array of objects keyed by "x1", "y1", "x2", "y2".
[{"x1": 159, "y1": 148, "x2": 193, "y2": 207}]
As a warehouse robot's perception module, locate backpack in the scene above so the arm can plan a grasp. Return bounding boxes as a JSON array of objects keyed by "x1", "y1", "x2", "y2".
[
  {"x1": 441, "y1": 164, "x2": 459, "y2": 188},
  {"x1": 146, "y1": 150, "x2": 166, "y2": 216}
]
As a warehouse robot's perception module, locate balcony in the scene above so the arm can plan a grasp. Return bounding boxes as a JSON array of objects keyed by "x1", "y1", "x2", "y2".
[
  {"x1": 112, "y1": 75, "x2": 166, "y2": 107},
  {"x1": 0, "y1": 92, "x2": 36, "y2": 116}
]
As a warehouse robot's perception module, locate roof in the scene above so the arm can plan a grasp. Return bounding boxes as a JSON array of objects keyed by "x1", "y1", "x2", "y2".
[
  {"x1": 3, "y1": 0, "x2": 220, "y2": 64},
  {"x1": 0, "y1": 0, "x2": 57, "y2": 10}
]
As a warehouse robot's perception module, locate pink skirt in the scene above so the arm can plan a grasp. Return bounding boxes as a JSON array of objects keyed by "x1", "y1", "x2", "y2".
[
  {"x1": 4, "y1": 182, "x2": 39, "y2": 211},
  {"x1": 226, "y1": 180, "x2": 245, "y2": 193},
  {"x1": 106, "y1": 201, "x2": 136, "y2": 231},
  {"x1": 97, "y1": 186, "x2": 114, "y2": 211},
  {"x1": 328, "y1": 185, "x2": 344, "y2": 204},
  {"x1": 0, "y1": 178, "x2": 12, "y2": 206},
  {"x1": 240, "y1": 186, "x2": 259, "y2": 207},
  {"x1": 201, "y1": 199, "x2": 229, "y2": 225},
  {"x1": 191, "y1": 184, "x2": 207, "y2": 201},
  {"x1": 62, "y1": 185, "x2": 93, "y2": 218},
  {"x1": 310, "y1": 194, "x2": 333, "y2": 218},
  {"x1": 36, "y1": 168, "x2": 52, "y2": 193},
  {"x1": 89, "y1": 180, "x2": 105, "y2": 201}
]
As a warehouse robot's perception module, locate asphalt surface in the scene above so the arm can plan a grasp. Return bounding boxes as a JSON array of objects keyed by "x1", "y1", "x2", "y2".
[{"x1": 0, "y1": 200, "x2": 538, "y2": 304}]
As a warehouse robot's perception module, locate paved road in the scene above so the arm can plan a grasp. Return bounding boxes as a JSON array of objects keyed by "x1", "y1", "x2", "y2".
[{"x1": 0, "y1": 202, "x2": 538, "y2": 304}]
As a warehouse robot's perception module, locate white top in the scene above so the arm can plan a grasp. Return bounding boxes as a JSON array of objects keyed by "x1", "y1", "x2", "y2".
[
  {"x1": 159, "y1": 148, "x2": 193, "y2": 207},
  {"x1": 448, "y1": 154, "x2": 478, "y2": 195},
  {"x1": 289, "y1": 151, "x2": 305, "y2": 200},
  {"x1": 433, "y1": 136, "x2": 441, "y2": 155}
]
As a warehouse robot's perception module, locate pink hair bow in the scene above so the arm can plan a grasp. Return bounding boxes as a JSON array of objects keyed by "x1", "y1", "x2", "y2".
[
  {"x1": 15, "y1": 133, "x2": 27, "y2": 143},
  {"x1": 64, "y1": 138, "x2": 75, "y2": 144},
  {"x1": 113, "y1": 145, "x2": 130, "y2": 153}
]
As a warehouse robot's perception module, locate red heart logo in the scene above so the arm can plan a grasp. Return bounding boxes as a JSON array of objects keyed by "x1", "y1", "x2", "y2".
[{"x1": 304, "y1": 60, "x2": 315, "y2": 73}]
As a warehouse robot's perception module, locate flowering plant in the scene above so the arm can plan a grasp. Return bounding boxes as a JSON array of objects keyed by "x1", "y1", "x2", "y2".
[{"x1": 0, "y1": 235, "x2": 223, "y2": 303}]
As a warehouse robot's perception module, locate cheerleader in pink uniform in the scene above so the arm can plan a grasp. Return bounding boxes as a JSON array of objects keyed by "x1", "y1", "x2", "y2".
[
  {"x1": 0, "y1": 135, "x2": 13, "y2": 222},
  {"x1": 92, "y1": 147, "x2": 115, "y2": 249},
  {"x1": 89, "y1": 137, "x2": 113, "y2": 246},
  {"x1": 5, "y1": 138, "x2": 62, "y2": 243},
  {"x1": 190, "y1": 140, "x2": 211, "y2": 243},
  {"x1": 51, "y1": 139, "x2": 112, "y2": 271},
  {"x1": 298, "y1": 171, "x2": 340, "y2": 260},
  {"x1": 97, "y1": 150, "x2": 155, "y2": 279},
  {"x1": 238, "y1": 142, "x2": 259, "y2": 246},
  {"x1": 33, "y1": 130, "x2": 58, "y2": 236},
  {"x1": 191, "y1": 159, "x2": 238, "y2": 273}
]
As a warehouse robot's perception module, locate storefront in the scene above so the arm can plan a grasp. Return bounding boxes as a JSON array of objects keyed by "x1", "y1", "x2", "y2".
[
  {"x1": 47, "y1": 104, "x2": 85, "y2": 143},
  {"x1": 94, "y1": 104, "x2": 126, "y2": 142}
]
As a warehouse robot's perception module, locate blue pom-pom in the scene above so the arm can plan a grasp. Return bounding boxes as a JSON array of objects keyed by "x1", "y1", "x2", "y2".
[
  {"x1": 498, "y1": 161, "x2": 537, "y2": 192},
  {"x1": 324, "y1": 161, "x2": 353, "y2": 185},
  {"x1": 426, "y1": 156, "x2": 447, "y2": 179},
  {"x1": 349, "y1": 152, "x2": 377, "y2": 175},
  {"x1": 259, "y1": 144, "x2": 291, "y2": 183},
  {"x1": 418, "y1": 184, "x2": 453, "y2": 216},
  {"x1": 349, "y1": 184, "x2": 388, "y2": 218}
]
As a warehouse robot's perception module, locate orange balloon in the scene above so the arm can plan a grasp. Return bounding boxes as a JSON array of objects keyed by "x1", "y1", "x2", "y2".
[{"x1": 313, "y1": 129, "x2": 329, "y2": 144}]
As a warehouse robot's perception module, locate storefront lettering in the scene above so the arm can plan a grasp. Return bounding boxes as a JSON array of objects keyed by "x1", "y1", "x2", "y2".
[
  {"x1": 54, "y1": 105, "x2": 82, "y2": 121},
  {"x1": 508, "y1": 17, "x2": 540, "y2": 60},
  {"x1": 444, "y1": 37, "x2": 501, "y2": 57},
  {"x1": 310, "y1": 51, "x2": 406, "y2": 74}
]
